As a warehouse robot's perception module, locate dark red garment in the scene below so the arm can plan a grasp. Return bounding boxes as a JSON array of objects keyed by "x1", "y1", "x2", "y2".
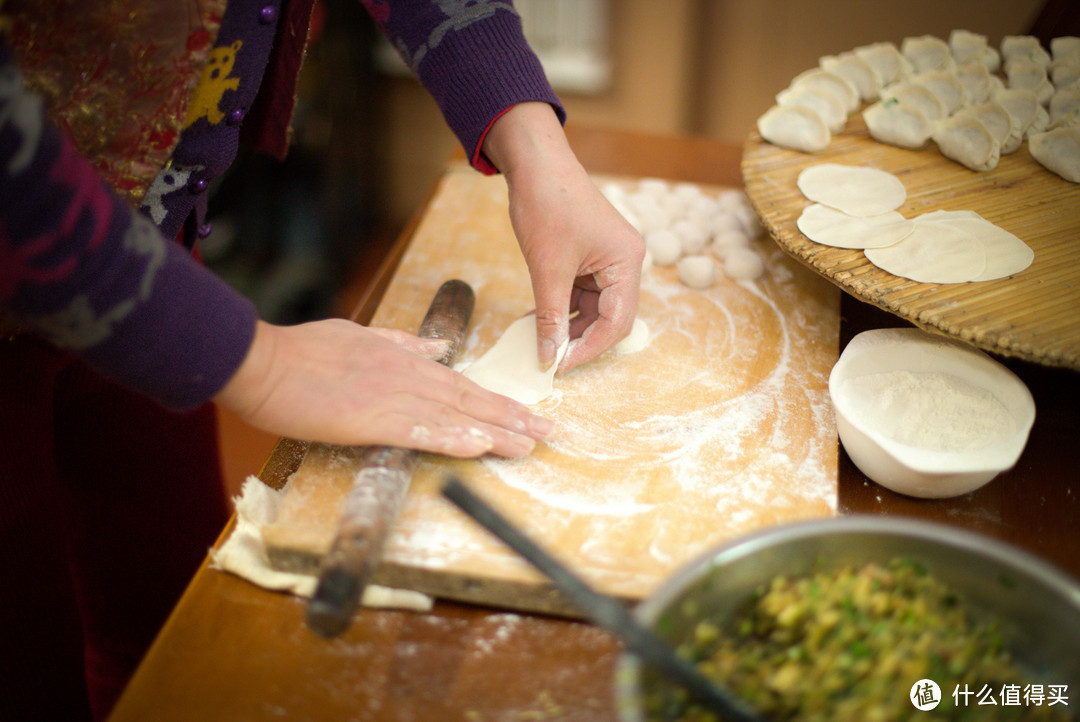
[{"x1": 0, "y1": 334, "x2": 230, "y2": 721}]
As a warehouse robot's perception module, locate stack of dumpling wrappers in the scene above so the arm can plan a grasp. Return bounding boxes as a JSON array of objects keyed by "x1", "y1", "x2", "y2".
[{"x1": 757, "y1": 31, "x2": 1080, "y2": 183}]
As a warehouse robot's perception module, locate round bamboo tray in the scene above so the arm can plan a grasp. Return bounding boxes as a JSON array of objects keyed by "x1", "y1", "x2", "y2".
[{"x1": 742, "y1": 113, "x2": 1080, "y2": 371}]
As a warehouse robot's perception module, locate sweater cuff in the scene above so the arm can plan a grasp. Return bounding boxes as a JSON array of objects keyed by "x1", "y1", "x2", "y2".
[{"x1": 413, "y1": 13, "x2": 566, "y2": 173}]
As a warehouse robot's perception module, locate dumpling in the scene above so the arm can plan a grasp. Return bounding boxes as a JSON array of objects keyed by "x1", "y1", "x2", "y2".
[
  {"x1": 901, "y1": 35, "x2": 954, "y2": 73},
  {"x1": 790, "y1": 68, "x2": 859, "y2": 113},
  {"x1": 821, "y1": 52, "x2": 882, "y2": 102},
  {"x1": 776, "y1": 86, "x2": 848, "y2": 133},
  {"x1": 757, "y1": 104, "x2": 831, "y2": 152},
  {"x1": 1048, "y1": 106, "x2": 1080, "y2": 130},
  {"x1": 949, "y1": 29, "x2": 1001, "y2": 72},
  {"x1": 881, "y1": 81, "x2": 945, "y2": 121},
  {"x1": 1006, "y1": 58, "x2": 1054, "y2": 105},
  {"x1": 1051, "y1": 61, "x2": 1080, "y2": 88},
  {"x1": 1028, "y1": 127, "x2": 1080, "y2": 182},
  {"x1": 955, "y1": 102, "x2": 1023, "y2": 154},
  {"x1": 863, "y1": 98, "x2": 934, "y2": 148},
  {"x1": 1050, "y1": 36, "x2": 1080, "y2": 62},
  {"x1": 955, "y1": 62, "x2": 995, "y2": 105},
  {"x1": 911, "y1": 70, "x2": 965, "y2": 115},
  {"x1": 854, "y1": 42, "x2": 912, "y2": 86},
  {"x1": 933, "y1": 114, "x2": 1001, "y2": 171},
  {"x1": 1050, "y1": 87, "x2": 1080, "y2": 124},
  {"x1": 1001, "y1": 35, "x2": 1052, "y2": 68},
  {"x1": 994, "y1": 87, "x2": 1041, "y2": 136}
]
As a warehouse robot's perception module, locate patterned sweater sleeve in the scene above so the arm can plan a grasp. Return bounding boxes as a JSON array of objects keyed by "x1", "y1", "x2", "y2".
[
  {"x1": 362, "y1": 0, "x2": 565, "y2": 174},
  {"x1": 0, "y1": 42, "x2": 257, "y2": 410}
]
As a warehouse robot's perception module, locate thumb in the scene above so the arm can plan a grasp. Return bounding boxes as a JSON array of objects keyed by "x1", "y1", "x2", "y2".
[{"x1": 528, "y1": 266, "x2": 574, "y2": 370}]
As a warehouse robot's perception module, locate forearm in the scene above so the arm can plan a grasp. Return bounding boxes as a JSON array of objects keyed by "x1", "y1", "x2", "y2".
[
  {"x1": 0, "y1": 44, "x2": 257, "y2": 409},
  {"x1": 480, "y1": 101, "x2": 576, "y2": 177}
]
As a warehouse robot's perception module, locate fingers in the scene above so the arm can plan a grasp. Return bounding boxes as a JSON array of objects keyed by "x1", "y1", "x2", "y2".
[
  {"x1": 218, "y1": 319, "x2": 554, "y2": 458},
  {"x1": 370, "y1": 369, "x2": 556, "y2": 458},
  {"x1": 365, "y1": 326, "x2": 452, "y2": 361},
  {"x1": 560, "y1": 265, "x2": 641, "y2": 371}
]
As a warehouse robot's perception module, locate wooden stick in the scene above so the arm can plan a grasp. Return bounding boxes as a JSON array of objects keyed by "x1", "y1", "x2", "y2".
[{"x1": 306, "y1": 280, "x2": 475, "y2": 637}]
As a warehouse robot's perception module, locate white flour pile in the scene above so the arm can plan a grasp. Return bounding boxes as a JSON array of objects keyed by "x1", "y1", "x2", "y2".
[{"x1": 839, "y1": 370, "x2": 1015, "y2": 452}]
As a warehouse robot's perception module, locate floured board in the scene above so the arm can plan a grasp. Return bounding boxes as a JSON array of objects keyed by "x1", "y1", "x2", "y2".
[
  {"x1": 742, "y1": 114, "x2": 1080, "y2": 371},
  {"x1": 261, "y1": 166, "x2": 840, "y2": 616}
]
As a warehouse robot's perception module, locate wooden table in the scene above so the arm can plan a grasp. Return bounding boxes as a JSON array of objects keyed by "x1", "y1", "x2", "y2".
[{"x1": 108, "y1": 126, "x2": 1080, "y2": 722}]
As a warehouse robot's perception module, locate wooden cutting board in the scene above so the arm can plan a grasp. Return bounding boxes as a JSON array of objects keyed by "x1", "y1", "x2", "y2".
[
  {"x1": 260, "y1": 165, "x2": 841, "y2": 616},
  {"x1": 742, "y1": 114, "x2": 1080, "y2": 371}
]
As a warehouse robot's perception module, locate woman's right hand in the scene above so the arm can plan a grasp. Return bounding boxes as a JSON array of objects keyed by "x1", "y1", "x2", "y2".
[{"x1": 214, "y1": 319, "x2": 553, "y2": 457}]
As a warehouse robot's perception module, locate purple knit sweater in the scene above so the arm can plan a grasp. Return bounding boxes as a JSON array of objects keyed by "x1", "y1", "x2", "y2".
[{"x1": 0, "y1": 0, "x2": 562, "y2": 410}]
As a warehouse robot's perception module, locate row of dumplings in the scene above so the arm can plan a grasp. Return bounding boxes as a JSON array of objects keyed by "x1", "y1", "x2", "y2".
[
  {"x1": 757, "y1": 31, "x2": 1080, "y2": 183},
  {"x1": 599, "y1": 179, "x2": 767, "y2": 287}
]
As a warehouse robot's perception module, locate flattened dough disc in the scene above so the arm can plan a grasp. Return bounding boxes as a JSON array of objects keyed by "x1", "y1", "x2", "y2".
[
  {"x1": 796, "y1": 203, "x2": 914, "y2": 249},
  {"x1": 461, "y1": 315, "x2": 569, "y2": 405},
  {"x1": 865, "y1": 223, "x2": 985, "y2": 283},
  {"x1": 797, "y1": 163, "x2": 907, "y2": 216}
]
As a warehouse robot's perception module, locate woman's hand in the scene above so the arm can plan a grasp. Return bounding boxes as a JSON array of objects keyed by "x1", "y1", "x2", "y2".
[
  {"x1": 481, "y1": 103, "x2": 645, "y2": 371},
  {"x1": 215, "y1": 319, "x2": 554, "y2": 457}
]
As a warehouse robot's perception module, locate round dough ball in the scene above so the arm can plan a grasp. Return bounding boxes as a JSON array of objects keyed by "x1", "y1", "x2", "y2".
[
  {"x1": 688, "y1": 195, "x2": 720, "y2": 218},
  {"x1": 637, "y1": 178, "x2": 670, "y2": 197},
  {"x1": 659, "y1": 192, "x2": 690, "y2": 221},
  {"x1": 710, "y1": 228, "x2": 751, "y2": 260},
  {"x1": 634, "y1": 209, "x2": 667, "y2": 236},
  {"x1": 677, "y1": 254, "x2": 718, "y2": 289},
  {"x1": 600, "y1": 182, "x2": 627, "y2": 204},
  {"x1": 644, "y1": 229, "x2": 682, "y2": 266},
  {"x1": 710, "y1": 211, "x2": 744, "y2": 236},
  {"x1": 672, "y1": 182, "x2": 705, "y2": 206},
  {"x1": 613, "y1": 318, "x2": 651, "y2": 354},
  {"x1": 723, "y1": 247, "x2": 766, "y2": 281},
  {"x1": 672, "y1": 219, "x2": 710, "y2": 255}
]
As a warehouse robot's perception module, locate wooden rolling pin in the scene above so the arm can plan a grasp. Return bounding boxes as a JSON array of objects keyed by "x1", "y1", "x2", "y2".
[{"x1": 306, "y1": 279, "x2": 475, "y2": 637}]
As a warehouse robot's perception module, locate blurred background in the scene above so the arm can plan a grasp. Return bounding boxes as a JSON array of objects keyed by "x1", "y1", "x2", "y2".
[{"x1": 211, "y1": 0, "x2": 1061, "y2": 493}]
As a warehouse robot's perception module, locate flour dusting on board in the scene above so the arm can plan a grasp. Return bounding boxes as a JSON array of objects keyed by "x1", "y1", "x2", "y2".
[{"x1": 366, "y1": 170, "x2": 839, "y2": 603}]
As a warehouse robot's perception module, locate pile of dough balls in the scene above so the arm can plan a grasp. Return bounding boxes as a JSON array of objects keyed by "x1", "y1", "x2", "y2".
[
  {"x1": 601, "y1": 178, "x2": 766, "y2": 288},
  {"x1": 757, "y1": 31, "x2": 1080, "y2": 183}
]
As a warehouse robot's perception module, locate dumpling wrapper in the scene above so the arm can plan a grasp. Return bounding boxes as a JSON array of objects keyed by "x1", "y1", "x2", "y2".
[
  {"x1": 460, "y1": 315, "x2": 568, "y2": 405},
  {"x1": 915, "y1": 210, "x2": 1034, "y2": 280},
  {"x1": 933, "y1": 114, "x2": 1001, "y2": 171},
  {"x1": 865, "y1": 222, "x2": 986, "y2": 283},
  {"x1": 797, "y1": 163, "x2": 907, "y2": 217},
  {"x1": 757, "y1": 104, "x2": 831, "y2": 152},
  {"x1": 797, "y1": 203, "x2": 914, "y2": 249},
  {"x1": 1029, "y1": 127, "x2": 1080, "y2": 183},
  {"x1": 863, "y1": 98, "x2": 934, "y2": 148}
]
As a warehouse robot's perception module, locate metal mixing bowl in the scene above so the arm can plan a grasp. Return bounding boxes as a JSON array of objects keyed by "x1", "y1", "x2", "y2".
[{"x1": 615, "y1": 516, "x2": 1080, "y2": 721}]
